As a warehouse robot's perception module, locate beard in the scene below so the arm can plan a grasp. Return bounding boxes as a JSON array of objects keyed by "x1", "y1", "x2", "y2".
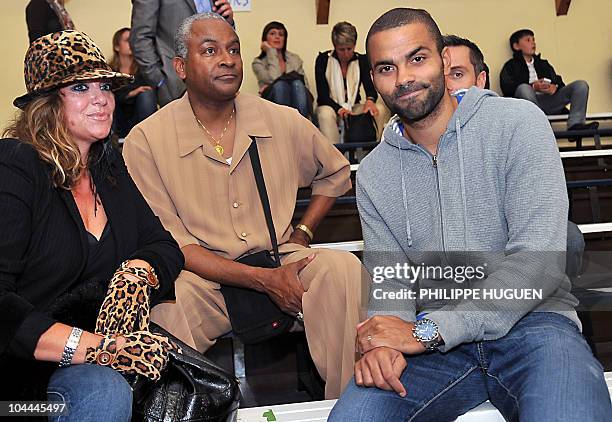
[{"x1": 380, "y1": 68, "x2": 446, "y2": 123}]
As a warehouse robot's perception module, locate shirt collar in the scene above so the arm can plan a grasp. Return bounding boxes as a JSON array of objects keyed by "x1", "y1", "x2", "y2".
[{"x1": 175, "y1": 92, "x2": 273, "y2": 159}]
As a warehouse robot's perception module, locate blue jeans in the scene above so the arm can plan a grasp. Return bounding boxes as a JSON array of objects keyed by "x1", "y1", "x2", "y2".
[
  {"x1": 47, "y1": 364, "x2": 132, "y2": 421},
  {"x1": 265, "y1": 79, "x2": 310, "y2": 117},
  {"x1": 330, "y1": 312, "x2": 611, "y2": 421},
  {"x1": 514, "y1": 80, "x2": 589, "y2": 128}
]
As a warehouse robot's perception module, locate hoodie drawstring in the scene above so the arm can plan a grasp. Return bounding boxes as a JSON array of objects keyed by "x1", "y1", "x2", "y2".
[
  {"x1": 397, "y1": 135, "x2": 413, "y2": 247},
  {"x1": 455, "y1": 118, "x2": 469, "y2": 250}
]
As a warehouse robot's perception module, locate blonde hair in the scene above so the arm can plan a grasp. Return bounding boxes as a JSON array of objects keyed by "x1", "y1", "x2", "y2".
[
  {"x1": 332, "y1": 21, "x2": 357, "y2": 47},
  {"x1": 3, "y1": 92, "x2": 84, "y2": 189}
]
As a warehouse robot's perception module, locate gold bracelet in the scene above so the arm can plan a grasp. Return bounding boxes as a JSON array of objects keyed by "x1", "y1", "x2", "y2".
[{"x1": 295, "y1": 224, "x2": 314, "y2": 241}]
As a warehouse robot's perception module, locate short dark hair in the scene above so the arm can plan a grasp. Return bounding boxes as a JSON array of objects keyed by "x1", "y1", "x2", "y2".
[
  {"x1": 258, "y1": 21, "x2": 287, "y2": 59},
  {"x1": 509, "y1": 29, "x2": 534, "y2": 52},
  {"x1": 443, "y1": 35, "x2": 487, "y2": 75},
  {"x1": 482, "y1": 62, "x2": 490, "y2": 90},
  {"x1": 366, "y1": 8, "x2": 444, "y2": 60}
]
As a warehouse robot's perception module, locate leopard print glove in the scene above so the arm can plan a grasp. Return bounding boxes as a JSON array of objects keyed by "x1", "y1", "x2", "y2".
[
  {"x1": 85, "y1": 331, "x2": 178, "y2": 381},
  {"x1": 95, "y1": 269, "x2": 151, "y2": 335}
]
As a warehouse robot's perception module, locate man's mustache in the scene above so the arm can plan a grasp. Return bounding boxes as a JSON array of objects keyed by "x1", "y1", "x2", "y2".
[{"x1": 393, "y1": 82, "x2": 430, "y2": 99}]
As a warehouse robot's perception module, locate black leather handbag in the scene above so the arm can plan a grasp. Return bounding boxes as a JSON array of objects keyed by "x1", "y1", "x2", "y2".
[
  {"x1": 131, "y1": 323, "x2": 240, "y2": 422},
  {"x1": 345, "y1": 112, "x2": 377, "y2": 142},
  {"x1": 220, "y1": 138, "x2": 295, "y2": 345}
]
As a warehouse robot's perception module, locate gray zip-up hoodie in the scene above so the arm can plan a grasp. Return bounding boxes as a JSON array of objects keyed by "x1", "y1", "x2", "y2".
[{"x1": 357, "y1": 87, "x2": 580, "y2": 352}]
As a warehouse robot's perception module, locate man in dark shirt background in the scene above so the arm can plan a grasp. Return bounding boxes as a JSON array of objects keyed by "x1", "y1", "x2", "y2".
[{"x1": 26, "y1": 0, "x2": 75, "y2": 43}]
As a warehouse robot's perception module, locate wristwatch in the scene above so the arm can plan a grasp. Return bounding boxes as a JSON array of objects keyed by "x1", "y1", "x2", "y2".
[
  {"x1": 412, "y1": 318, "x2": 441, "y2": 351},
  {"x1": 119, "y1": 260, "x2": 159, "y2": 289},
  {"x1": 295, "y1": 224, "x2": 314, "y2": 241},
  {"x1": 59, "y1": 327, "x2": 83, "y2": 368}
]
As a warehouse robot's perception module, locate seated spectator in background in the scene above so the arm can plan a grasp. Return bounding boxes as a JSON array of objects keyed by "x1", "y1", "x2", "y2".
[
  {"x1": 0, "y1": 31, "x2": 183, "y2": 418},
  {"x1": 130, "y1": 0, "x2": 234, "y2": 107},
  {"x1": 26, "y1": 0, "x2": 75, "y2": 43},
  {"x1": 252, "y1": 21, "x2": 311, "y2": 118},
  {"x1": 500, "y1": 29, "x2": 597, "y2": 131},
  {"x1": 315, "y1": 21, "x2": 388, "y2": 143},
  {"x1": 442, "y1": 34, "x2": 489, "y2": 93},
  {"x1": 444, "y1": 34, "x2": 584, "y2": 277},
  {"x1": 108, "y1": 28, "x2": 157, "y2": 138},
  {"x1": 124, "y1": 13, "x2": 365, "y2": 399}
]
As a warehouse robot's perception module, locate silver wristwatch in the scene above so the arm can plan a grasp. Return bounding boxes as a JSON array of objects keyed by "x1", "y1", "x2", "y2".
[
  {"x1": 59, "y1": 327, "x2": 83, "y2": 368},
  {"x1": 412, "y1": 318, "x2": 441, "y2": 351}
]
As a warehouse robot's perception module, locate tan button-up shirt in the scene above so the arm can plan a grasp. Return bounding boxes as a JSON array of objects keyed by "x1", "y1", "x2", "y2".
[{"x1": 123, "y1": 92, "x2": 351, "y2": 260}]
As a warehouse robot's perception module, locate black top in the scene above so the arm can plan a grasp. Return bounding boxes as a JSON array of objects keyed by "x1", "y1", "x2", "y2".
[
  {"x1": 114, "y1": 71, "x2": 150, "y2": 105},
  {"x1": 26, "y1": 0, "x2": 62, "y2": 43},
  {"x1": 314, "y1": 50, "x2": 378, "y2": 112},
  {"x1": 81, "y1": 222, "x2": 117, "y2": 283},
  {"x1": 113, "y1": 71, "x2": 153, "y2": 138},
  {"x1": 499, "y1": 51, "x2": 566, "y2": 97},
  {"x1": 0, "y1": 139, "x2": 184, "y2": 361}
]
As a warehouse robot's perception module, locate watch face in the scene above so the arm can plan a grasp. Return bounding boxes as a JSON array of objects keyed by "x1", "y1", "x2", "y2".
[{"x1": 415, "y1": 320, "x2": 438, "y2": 341}]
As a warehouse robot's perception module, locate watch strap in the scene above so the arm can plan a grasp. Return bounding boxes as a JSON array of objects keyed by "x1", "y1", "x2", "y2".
[{"x1": 58, "y1": 327, "x2": 83, "y2": 368}]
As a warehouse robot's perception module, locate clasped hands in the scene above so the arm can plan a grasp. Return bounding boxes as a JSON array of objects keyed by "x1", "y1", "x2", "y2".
[
  {"x1": 338, "y1": 99, "x2": 379, "y2": 119},
  {"x1": 88, "y1": 260, "x2": 179, "y2": 380},
  {"x1": 354, "y1": 316, "x2": 428, "y2": 397},
  {"x1": 532, "y1": 79, "x2": 557, "y2": 95}
]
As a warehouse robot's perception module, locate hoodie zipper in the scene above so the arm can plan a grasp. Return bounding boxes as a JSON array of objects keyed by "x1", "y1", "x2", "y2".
[
  {"x1": 432, "y1": 151, "x2": 448, "y2": 259},
  {"x1": 415, "y1": 143, "x2": 447, "y2": 258}
]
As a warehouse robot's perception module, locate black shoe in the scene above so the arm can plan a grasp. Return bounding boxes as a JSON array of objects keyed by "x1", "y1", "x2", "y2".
[
  {"x1": 568, "y1": 121, "x2": 599, "y2": 142},
  {"x1": 568, "y1": 122, "x2": 600, "y2": 131}
]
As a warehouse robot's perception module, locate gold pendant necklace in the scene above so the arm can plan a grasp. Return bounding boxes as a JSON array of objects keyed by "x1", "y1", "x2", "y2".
[{"x1": 196, "y1": 108, "x2": 235, "y2": 157}]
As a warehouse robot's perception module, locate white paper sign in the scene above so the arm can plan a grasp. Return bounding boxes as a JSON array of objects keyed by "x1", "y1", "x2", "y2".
[{"x1": 230, "y1": 0, "x2": 252, "y2": 12}]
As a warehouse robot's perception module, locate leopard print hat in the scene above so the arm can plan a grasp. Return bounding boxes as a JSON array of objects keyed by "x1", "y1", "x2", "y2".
[{"x1": 14, "y1": 30, "x2": 134, "y2": 109}]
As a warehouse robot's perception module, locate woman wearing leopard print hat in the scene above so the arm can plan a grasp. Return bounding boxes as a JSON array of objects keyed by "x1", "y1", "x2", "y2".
[{"x1": 0, "y1": 30, "x2": 184, "y2": 420}]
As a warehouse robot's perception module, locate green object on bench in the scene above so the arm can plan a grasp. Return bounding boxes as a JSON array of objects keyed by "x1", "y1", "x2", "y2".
[{"x1": 262, "y1": 409, "x2": 277, "y2": 421}]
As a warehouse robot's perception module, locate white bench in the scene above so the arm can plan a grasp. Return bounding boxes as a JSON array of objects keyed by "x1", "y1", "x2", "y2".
[
  {"x1": 347, "y1": 151, "x2": 612, "y2": 174},
  {"x1": 311, "y1": 222, "x2": 612, "y2": 252},
  {"x1": 236, "y1": 373, "x2": 612, "y2": 421}
]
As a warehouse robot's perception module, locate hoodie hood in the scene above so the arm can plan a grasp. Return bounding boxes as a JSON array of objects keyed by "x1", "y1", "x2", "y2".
[{"x1": 383, "y1": 87, "x2": 499, "y2": 150}]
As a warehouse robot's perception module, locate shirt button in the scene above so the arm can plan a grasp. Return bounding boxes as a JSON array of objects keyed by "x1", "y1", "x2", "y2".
[
  {"x1": 241, "y1": 232, "x2": 247, "y2": 238},
  {"x1": 233, "y1": 202, "x2": 239, "y2": 208}
]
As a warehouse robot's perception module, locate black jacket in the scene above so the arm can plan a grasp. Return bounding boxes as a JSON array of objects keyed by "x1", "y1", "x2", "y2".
[
  {"x1": 26, "y1": 0, "x2": 63, "y2": 43},
  {"x1": 315, "y1": 50, "x2": 378, "y2": 112},
  {"x1": 0, "y1": 139, "x2": 183, "y2": 362},
  {"x1": 500, "y1": 51, "x2": 565, "y2": 97}
]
